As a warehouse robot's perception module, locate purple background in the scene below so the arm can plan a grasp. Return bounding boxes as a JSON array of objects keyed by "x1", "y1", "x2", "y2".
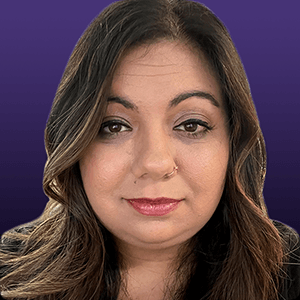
[{"x1": 1, "y1": 0, "x2": 299, "y2": 235}]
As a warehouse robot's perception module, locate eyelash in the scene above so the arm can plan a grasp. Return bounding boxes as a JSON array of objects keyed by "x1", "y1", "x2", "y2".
[
  {"x1": 173, "y1": 118, "x2": 213, "y2": 138},
  {"x1": 99, "y1": 118, "x2": 213, "y2": 139},
  {"x1": 99, "y1": 120, "x2": 132, "y2": 138}
]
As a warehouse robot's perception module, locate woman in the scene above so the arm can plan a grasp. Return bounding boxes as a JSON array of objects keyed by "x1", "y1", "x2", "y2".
[{"x1": 1, "y1": 0, "x2": 299, "y2": 299}]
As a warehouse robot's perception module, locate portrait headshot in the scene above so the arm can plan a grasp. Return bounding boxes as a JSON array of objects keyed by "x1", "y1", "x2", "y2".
[{"x1": 1, "y1": 0, "x2": 300, "y2": 299}]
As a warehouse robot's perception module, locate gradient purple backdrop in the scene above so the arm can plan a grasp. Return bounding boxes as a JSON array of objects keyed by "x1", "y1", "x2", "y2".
[{"x1": 1, "y1": 0, "x2": 299, "y2": 235}]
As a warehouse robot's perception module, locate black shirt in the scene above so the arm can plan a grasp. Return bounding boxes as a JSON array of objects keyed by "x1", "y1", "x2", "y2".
[{"x1": 1, "y1": 221, "x2": 300, "y2": 299}]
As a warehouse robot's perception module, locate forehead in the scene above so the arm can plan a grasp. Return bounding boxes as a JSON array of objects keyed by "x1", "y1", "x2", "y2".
[
  {"x1": 109, "y1": 40, "x2": 223, "y2": 110},
  {"x1": 115, "y1": 40, "x2": 216, "y2": 77}
]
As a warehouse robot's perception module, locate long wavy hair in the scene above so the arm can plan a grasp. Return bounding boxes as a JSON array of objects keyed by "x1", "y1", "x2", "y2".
[{"x1": 0, "y1": 0, "x2": 291, "y2": 299}]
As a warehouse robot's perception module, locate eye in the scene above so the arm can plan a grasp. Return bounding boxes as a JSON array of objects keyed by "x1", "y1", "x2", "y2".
[
  {"x1": 173, "y1": 118, "x2": 213, "y2": 138},
  {"x1": 99, "y1": 120, "x2": 132, "y2": 138}
]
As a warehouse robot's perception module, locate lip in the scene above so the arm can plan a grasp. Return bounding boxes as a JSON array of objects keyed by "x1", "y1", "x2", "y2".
[{"x1": 123, "y1": 197, "x2": 183, "y2": 216}]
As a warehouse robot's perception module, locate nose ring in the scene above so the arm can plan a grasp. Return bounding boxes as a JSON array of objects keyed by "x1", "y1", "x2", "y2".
[
  {"x1": 134, "y1": 166, "x2": 178, "y2": 183},
  {"x1": 164, "y1": 166, "x2": 178, "y2": 179}
]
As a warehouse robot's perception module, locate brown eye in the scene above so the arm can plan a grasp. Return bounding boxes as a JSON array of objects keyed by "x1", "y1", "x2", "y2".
[
  {"x1": 99, "y1": 120, "x2": 132, "y2": 138},
  {"x1": 173, "y1": 118, "x2": 213, "y2": 139},
  {"x1": 184, "y1": 122, "x2": 198, "y2": 132},
  {"x1": 109, "y1": 123, "x2": 122, "y2": 132}
]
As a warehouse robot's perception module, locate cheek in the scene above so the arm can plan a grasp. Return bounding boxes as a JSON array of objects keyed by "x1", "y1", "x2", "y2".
[
  {"x1": 79, "y1": 144, "x2": 129, "y2": 198},
  {"x1": 179, "y1": 141, "x2": 229, "y2": 195},
  {"x1": 79, "y1": 147, "x2": 128, "y2": 224}
]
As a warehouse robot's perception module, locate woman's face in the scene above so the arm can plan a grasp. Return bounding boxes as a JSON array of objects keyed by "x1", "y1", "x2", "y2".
[{"x1": 80, "y1": 41, "x2": 229, "y2": 251}]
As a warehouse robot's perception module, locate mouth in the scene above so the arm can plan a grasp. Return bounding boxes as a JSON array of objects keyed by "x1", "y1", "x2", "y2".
[{"x1": 123, "y1": 197, "x2": 183, "y2": 216}]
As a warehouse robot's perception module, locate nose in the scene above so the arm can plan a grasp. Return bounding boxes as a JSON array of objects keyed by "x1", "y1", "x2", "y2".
[{"x1": 131, "y1": 129, "x2": 176, "y2": 181}]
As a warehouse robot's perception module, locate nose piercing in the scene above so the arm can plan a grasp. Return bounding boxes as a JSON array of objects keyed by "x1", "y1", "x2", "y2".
[
  {"x1": 163, "y1": 166, "x2": 178, "y2": 179},
  {"x1": 134, "y1": 166, "x2": 178, "y2": 183}
]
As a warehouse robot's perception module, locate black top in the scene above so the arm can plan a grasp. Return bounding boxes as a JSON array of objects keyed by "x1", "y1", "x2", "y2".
[
  {"x1": 276, "y1": 221, "x2": 300, "y2": 300},
  {"x1": 0, "y1": 221, "x2": 300, "y2": 299}
]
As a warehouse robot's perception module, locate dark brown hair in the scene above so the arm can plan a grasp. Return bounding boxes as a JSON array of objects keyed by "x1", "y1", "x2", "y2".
[{"x1": 0, "y1": 0, "x2": 290, "y2": 299}]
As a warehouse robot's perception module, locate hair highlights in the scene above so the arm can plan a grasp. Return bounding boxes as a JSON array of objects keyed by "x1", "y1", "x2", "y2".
[{"x1": 1, "y1": 1, "x2": 290, "y2": 299}]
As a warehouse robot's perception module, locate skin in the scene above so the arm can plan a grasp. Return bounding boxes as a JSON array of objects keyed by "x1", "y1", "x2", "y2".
[{"x1": 79, "y1": 40, "x2": 229, "y2": 299}]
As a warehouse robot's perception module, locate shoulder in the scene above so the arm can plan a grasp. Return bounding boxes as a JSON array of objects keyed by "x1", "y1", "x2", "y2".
[{"x1": 273, "y1": 220, "x2": 300, "y2": 300}]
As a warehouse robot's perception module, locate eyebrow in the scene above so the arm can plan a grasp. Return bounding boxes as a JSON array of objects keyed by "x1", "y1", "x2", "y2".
[
  {"x1": 107, "y1": 90, "x2": 220, "y2": 111},
  {"x1": 169, "y1": 91, "x2": 220, "y2": 108},
  {"x1": 107, "y1": 96, "x2": 138, "y2": 110}
]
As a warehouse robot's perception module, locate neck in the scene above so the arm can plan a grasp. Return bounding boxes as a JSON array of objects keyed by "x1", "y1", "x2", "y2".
[{"x1": 116, "y1": 238, "x2": 195, "y2": 300}]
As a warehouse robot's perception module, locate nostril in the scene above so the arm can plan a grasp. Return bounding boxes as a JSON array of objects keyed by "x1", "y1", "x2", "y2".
[
  {"x1": 131, "y1": 135, "x2": 176, "y2": 181},
  {"x1": 163, "y1": 166, "x2": 178, "y2": 179}
]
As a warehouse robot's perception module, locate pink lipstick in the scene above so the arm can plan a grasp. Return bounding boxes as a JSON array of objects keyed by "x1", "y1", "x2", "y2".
[{"x1": 124, "y1": 197, "x2": 182, "y2": 216}]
